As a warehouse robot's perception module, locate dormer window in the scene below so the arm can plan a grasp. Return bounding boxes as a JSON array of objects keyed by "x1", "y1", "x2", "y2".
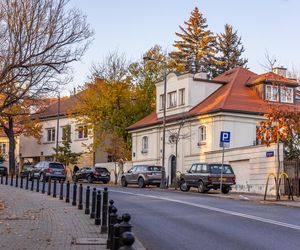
[
  {"x1": 179, "y1": 88, "x2": 185, "y2": 106},
  {"x1": 265, "y1": 85, "x2": 278, "y2": 102},
  {"x1": 168, "y1": 91, "x2": 177, "y2": 108},
  {"x1": 280, "y1": 87, "x2": 293, "y2": 103},
  {"x1": 159, "y1": 94, "x2": 165, "y2": 110}
]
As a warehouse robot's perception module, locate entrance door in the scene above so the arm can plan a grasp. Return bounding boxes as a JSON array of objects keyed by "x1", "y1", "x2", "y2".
[{"x1": 170, "y1": 155, "x2": 177, "y2": 186}]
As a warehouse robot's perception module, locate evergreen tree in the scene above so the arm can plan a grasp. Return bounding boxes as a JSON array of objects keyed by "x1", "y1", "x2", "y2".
[
  {"x1": 215, "y1": 24, "x2": 248, "y2": 75},
  {"x1": 170, "y1": 7, "x2": 217, "y2": 74}
]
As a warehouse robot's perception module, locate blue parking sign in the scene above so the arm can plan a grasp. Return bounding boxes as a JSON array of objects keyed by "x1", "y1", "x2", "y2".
[{"x1": 220, "y1": 131, "x2": 230, "y2": 143}]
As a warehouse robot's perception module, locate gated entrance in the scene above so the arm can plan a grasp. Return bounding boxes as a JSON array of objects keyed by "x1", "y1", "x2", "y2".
[{"x1": 283, "y1": 160, "x2": 300, "y2": 196}]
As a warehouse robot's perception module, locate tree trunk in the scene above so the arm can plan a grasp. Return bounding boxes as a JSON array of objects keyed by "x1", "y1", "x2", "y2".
[
  {"x1": 276, "y1": 141, "x2": 281, "y2": 200},
  {"x1": 3, "y1": 116, "x2": 16, "y2": 175}
]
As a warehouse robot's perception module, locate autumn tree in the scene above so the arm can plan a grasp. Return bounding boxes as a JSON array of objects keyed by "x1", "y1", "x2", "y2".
[
  {"x1": 170, "y1": 7, "x2": 217, "y2": 75},
  {"x1": 0, "y1": 0, "x2": 93, "y2": 173},
  {"x1": 214, "y1": 24, "x2": 248, "y2": 76}
]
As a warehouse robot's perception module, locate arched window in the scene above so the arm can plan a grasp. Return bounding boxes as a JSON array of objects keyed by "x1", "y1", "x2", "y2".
[
  {"x1": 198, "y1": 125, "x2": 206, "y2": 144},
  {"x1": 142, "y1": 136, "x2": 148, "y2": 153}
]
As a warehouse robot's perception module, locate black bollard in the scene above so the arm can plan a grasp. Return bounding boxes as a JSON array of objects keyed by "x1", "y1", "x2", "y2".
[
  {"x1": 107, "y1": 200, "x2": 115, "y2": 240},
  {"x1": 1, "y1": 174, "x2": 3, "y2": 184},
  {"x1": 20, "y1": 176, "x2": 23, "y2": 189},
  {"x1": 118, "y1": 214, "x2": 132, "y2": 248},
  {"x1": 31, "y1": 176, "x2": 34, "y2": 191},
  {"x1": 95, "y1": 190, "x2": 101, "y2": 225},
  {"x1": 42, "y1": 177, "x2": 46, "y2": 194},
  {"x1": 53, "y1": 179, "x2": 57, "y2": 198},
  {"x1": 72, "y1": 182, "x2": 77, "y2": 206},
  {"x1": 90, "y1": 188, "x2": 96, "y2": 219},
  {"x1": 85, "y1": 186, "x2": 90, "y2": 215},
  {"x1": 119, "y1": 232, "x2": 135, "y2": 250},
  {"x1": 25, "y1": 174, "x2": 29, "y2": 189},
  {"x1": 36, "y1": 177, "x2": 40, "y2": 192},
  {"x1": 101, "y1": 187, "x2": 109, "y2": 233},
  {"x1": 59, "y1": 180, "x2": 64, "y2": 200},
  {"x1": 5, "y1": 173, "x2": 8, "y2": 185},
  {"x1": 107, "y1": 206, "x2": 118, "y2": 249},
  {"x1": 78, "y1": 183, "x2": 83, "y2": 210},
  {"x1": 15, "y1": 173, "x2": 19, "y2": 187},
  {"x1": 66, "y1": 181, "x2": 70, "y2": 203},
  {"x1": 112, "y1": 223, "x2": 120, "y2": 250},
  {"x1": 47, "y1": 177, "x2": 51, "y2": 195},
  {"x1": 10, "y1": 173, "x2": 13, "y2": 186}
]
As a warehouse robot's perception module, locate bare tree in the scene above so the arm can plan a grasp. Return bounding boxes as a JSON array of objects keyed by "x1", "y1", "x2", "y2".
[{"x1": 0, "y1": 0, "x2": 93, "y2": 173}]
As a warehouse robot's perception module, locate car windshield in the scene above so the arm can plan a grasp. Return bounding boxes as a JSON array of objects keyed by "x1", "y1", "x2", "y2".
[
  {"x1": 95, "y1": 167, "x2": 108, "y2": 173},
  {"x1": 49, "y1": 163, "x2": 64, "y2": 169},
  {"x1": 209, "y1": 164, "x2": 233, "y2": 174},
  {"x1": 147, "y1": 166, "x2": 162, "y2": 172}
]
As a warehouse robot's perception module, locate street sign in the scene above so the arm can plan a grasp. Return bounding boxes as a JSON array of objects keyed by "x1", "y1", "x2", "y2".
[
  {"x1": 220, "y1": 131, "x2": 231, "y2": 143},
  {"x1": 266, "y1": 151, "x2": 274, "y2": 157}
]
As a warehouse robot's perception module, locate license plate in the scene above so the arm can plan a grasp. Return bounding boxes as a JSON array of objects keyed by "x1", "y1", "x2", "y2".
[
  {"x1": 101, "y1": 174, "x2": 107, "y2": 177},
  {"x1": 54, "y1": 172, "x2": 61, "y2": 175}
]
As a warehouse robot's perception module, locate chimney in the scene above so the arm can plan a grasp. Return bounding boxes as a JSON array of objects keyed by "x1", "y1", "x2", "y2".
[{"x1": 272, "y1": 66, "x2": 287, "y2": 77}]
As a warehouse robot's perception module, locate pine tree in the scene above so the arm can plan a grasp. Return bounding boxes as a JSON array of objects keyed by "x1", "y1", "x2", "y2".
[
  {"x1": 170, "y1": 7, "x2": 217, "y2": 74},
  {"x1": 215, "y1": 24, "x2": 248, "y2": 75}
]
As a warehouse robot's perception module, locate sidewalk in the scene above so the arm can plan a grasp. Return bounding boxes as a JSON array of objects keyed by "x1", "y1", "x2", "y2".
[{"x1": 0, "y1": 185, "x2": 107, "y2": 250}]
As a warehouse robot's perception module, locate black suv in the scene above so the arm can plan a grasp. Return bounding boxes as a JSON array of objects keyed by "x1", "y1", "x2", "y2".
[
  {"x1": 73, "y1": 167, "x2": 110, "y2": 184},
  {"x1": 179, "y1": 163, "x2": 236, "y2": 194}
]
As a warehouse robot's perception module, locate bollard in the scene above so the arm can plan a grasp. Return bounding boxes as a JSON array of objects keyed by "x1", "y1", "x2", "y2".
[
  {"x1": 107, "y1": 206, "x2": 118, "y2": 249},
  {"x1": 36, "y1": 177, "x2": 40, "y2": 192},
  {"x1": 90, "y1": 188, "x2": 96, "y2": 219},
  {"x1": 84, "y1": 186, "x2": 90, "y2": 215},
  {"x1": 47, "y1": 177, "x2": 51, "y2": 196},
  {"x1": 5, "y1": 173, "x2": 8, "y2": 185},
  {"x1": 10, "y1": 173, "x2": 13, "y2": 186},
  {"x1": 53, "y1": 179, "x2": 57, "y2": 198},
  {"x1": 59, "y1": 180, "x2": 64, "y2": 200},
  {"x1": 101, "y1": 187, "x2": 109, "y2": 233},
  {"x1": 15, "y1": 173, "x2": 19, "y2": 187},
  {"x1": 72, "y1": 182, "x2": 77, "y2": 206},
  {"x1": 95, "y1": 190, "x2": 101, "y2": 225},
  {"x1": 20, "y1": 176, "x2": 23, "y2": 188},
  {"x1": 66, "y1": 181, "x2": 70, "y2": 203},
  {"x1": 25, "y1": 174, "x2": 29, "y2": 189},
  {"x1": 118, "y1": 214, "x2": 132, "y2": 248},
  {"x1": 42, "y1": 177, "x2": 46, "y2": 194},
  {"x1": 119, "y1": 232, "x2": 135, "y2": 250},
  {"x1": 107, "y1": 199, "x2": 115, "y2": 241},
  {"x1": 1, "y1": 174, "x2": 3, "y2": 184},
  {"x1": 78, "y1": 183, "x2": 83, "y2": 210},
  {"x1": 31, "y1": 176, "x2": 34, "y2": 191},
  {"x1": 112, "y1": 223, "x2": 120, "y2": 250}
]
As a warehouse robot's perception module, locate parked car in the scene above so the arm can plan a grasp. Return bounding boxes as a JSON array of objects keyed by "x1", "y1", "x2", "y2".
[
  {"x1": 20, "y1": 164, "x2": 35, "y2": 178},
  {"x1": 31, "y1": 161, "x2": 66, "y2": 182},
  {"x1": 0, "y1": 165, "x2": 7, "y2": 176},
  {"x1": 121, "y1": 165, "x2": 162, "y2": 188},
  {"x1": 178, "y1": 163, "x2": 236, "y2": 194},
  {"x1": 72, "y1": 166, "x2": 110, "y2": 184}
]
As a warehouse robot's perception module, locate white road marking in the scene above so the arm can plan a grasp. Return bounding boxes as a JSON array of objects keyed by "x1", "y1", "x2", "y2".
[{"x1": 110, "y1": 190, "x2": 300, "y2": 231}]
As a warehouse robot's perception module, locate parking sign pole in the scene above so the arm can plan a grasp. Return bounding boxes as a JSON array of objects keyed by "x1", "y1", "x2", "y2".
[{"x1": 220, "y1": 144, "x2": 225, "y2": 194}]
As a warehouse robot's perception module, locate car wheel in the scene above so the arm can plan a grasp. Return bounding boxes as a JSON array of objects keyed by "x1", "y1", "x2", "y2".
[
  {"x1": 121, "y1": 177, "x2": 128, "y2": 187},
  {"x1": 87, "y1": 175, "x2": 93, "y2": 183},
  {"x1": 156, "y1": 183, "x2": 160, "y2": 188},
  {"x1": 138, "y1": 177, "x2": 145, "y2": 188},
  {"x1": 198, "y1": 181, "x2": 206, "y2": 193},
  {"x1": 179, "y1": 180, "x2": 190, "y2": 192},
  {"x1": 221, "y1": 186, "x2": 230, "y2": 194}
]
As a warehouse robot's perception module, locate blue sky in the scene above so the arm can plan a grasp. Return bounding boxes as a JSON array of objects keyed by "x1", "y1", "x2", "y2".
[{"x1": 67, "y1": 0, "x2": 300, "y2": 92}]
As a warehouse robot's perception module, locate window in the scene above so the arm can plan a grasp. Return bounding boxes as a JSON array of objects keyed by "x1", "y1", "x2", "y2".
[
  {"x1": 280, "y1": 87, "x2": 293, "y2": 103},
  {"x1": 76, "y1": 125, "x2": 88, "y2": 139},
  {"x1": 190, "y1": 164, "x2": 197, "y2": 173},
  {"x1": 0, "y1": 143, "x2": 7, "y2": 154},
  {"x1": 159, "y1": 94, "x2": 165, "y2": 110},
  {"x1": 265, "y1": 85, "x2": 279, "y2": 101},
  {"x1": 168, "y1": 91, "x2": 177, "y2": 108},
  {"x1": 179, "y1": 88, "x2": 185, "y2": 106},
  {"x1": 198, "y1": 125, "x2": 206, "y2": 144},
  {"x1": 142, "y1": 136, "x2": 148, "y2": 153},
  {"x1": 61, "y1": 125, "x2": 71, "y2": 141},
  {"x1": 46, "y1": 128, "x2": 55, "y2": 142}
]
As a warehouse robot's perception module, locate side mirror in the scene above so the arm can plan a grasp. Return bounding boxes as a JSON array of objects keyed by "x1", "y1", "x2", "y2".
[{"x1": 127, "y1": 170, "x2": 132, "y2": 173}]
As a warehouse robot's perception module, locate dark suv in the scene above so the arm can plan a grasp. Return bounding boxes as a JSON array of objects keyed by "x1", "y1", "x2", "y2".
[
  {"x1": 72, "y1": 167, "x2": 110, "y2": 184},
  {"x1": 179, "y1": 163, "x2": 236, "y2": 194},
  {"x1": 121, "y1": 165, "x2": 162, "y2": 188}
]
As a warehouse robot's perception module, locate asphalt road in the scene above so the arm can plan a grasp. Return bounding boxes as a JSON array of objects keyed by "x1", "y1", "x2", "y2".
[{"x1": 6, "y1": 177, "x2": 300, "y2": 250}]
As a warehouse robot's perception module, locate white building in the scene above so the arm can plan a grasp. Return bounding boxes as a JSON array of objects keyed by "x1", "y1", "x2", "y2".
[{"x1": 127, "y1": 67, "x2": 299, "y2": 194}]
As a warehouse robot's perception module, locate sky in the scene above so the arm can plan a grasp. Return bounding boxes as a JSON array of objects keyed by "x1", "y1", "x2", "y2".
[{"x1": 66, "y1": 0, "x2": 300, "y2": 93}]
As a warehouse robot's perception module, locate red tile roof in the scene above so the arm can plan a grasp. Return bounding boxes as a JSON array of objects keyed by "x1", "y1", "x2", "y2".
[
  {"x1": 127, "y1": 67, "x2": 300, "y2": 131},
  {"x1": 248, "y1": 72, "x2": 298, "y2": 86}
]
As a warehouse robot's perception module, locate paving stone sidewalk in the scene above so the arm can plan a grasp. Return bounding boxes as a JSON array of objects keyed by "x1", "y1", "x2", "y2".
[{"x1": 0, "y1": 185, "x2": 107, "y2": 250}]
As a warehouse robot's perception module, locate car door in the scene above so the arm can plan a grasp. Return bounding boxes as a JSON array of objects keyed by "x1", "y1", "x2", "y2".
[
  {"x1": 186, "y1": 164, "x2": 197, "y2": 186},
  {"x1": 126, "y1": 166, "x2": 137, "y2": 183}
]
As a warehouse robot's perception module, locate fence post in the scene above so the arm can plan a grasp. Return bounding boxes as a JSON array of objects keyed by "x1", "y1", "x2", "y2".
[
  {"x1": 25, "y1": 174, "x2": 28, "y2": 189},
  {"x1": 66, "y1": 181, "x2": 70, "y2": 203},
  {"x1": 59, "y1": 180, "x2": 64, "y2": 200},
  {"x1": 119, "y1": 232, "x2": 135, "y2": 250},
  {"x1": 31, "y1": 176, "x2": 34, "y2": 191},
  {"x1": 10, "y1": 173, "x2": 13, "y2": 186},
  {"x1": 20, "y1": 176, "x2": 23, "y2": 189},
  {"x1": 53, "y1": 179, "x2": 57, "y2": 198},
  {"x1": 95, "y1": 190, "x2": 101, "y2": 225},
  {"x1": 72, "y1": 182, "x2": 77, "y2": 206},
  {"x1": 107, "y1": 206, "x2": 117, "y2": 249},
  {"x1": 15, "y1": 173, "x2": 18, "y2": 187},
  {"x1": 36, "y1": 177, "x2": 40, "y2": 192},
  {"x1": 85, "y1": 186, "x2": 90, "y2": 215},
  {"x1": 101, "y1": 187, "x2": 109, "y2": 233},
  {"x1": 90, "y1": 188, "x2": 96, "y2": 219},
  {"x1": 47, "y1": 178, "x2": 51, "y2": 195},
  {"x1": 118, "y1": 214, "x2": 132, "y2": 248}
]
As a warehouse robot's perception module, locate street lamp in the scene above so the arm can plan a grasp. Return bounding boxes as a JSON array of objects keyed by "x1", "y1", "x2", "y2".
[
  {"x1": 55, "y1": 92, "x2": 60, "y2": 160},
  {"x1": 143, "y1": 56, "x2": 167, "y2": 188}
]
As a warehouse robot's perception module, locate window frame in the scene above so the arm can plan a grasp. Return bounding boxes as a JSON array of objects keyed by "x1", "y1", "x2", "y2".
[
  {"x1": 76, "y1": 124, "x2": 88, "y2": 140},
  {"x1": 280, "y1": 86, "x2": 293, "y2": 103},
  {"x1": 198, "y1": 125, "x2": 207, "y2": 145},
  {"x1": 178, "y1": 88, "x2": 185, "y2": 106},
  {"x1": 45, "y1": 128, "x2": 56, "y2": 143},
  {"x1": 141, "y1": 136, "x2": 148, "y2": 153},
  {"x1": 168, "y1": 91, "x2": 177, "y2": 108},
  {"x1": 265, "y1": 85, "x2": 279, "y2": 102},
  {"x1": 159, "y1": 94, "x2": 165, "y2": 111}
]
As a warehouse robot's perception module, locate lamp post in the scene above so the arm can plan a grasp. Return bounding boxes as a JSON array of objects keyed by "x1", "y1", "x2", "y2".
[
  {"x1": 143, "y1": 56, "x2": 167, "y2": 188},
  {"x1": 55, "y1": 92, "x2": 60, "y2": 160}
]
